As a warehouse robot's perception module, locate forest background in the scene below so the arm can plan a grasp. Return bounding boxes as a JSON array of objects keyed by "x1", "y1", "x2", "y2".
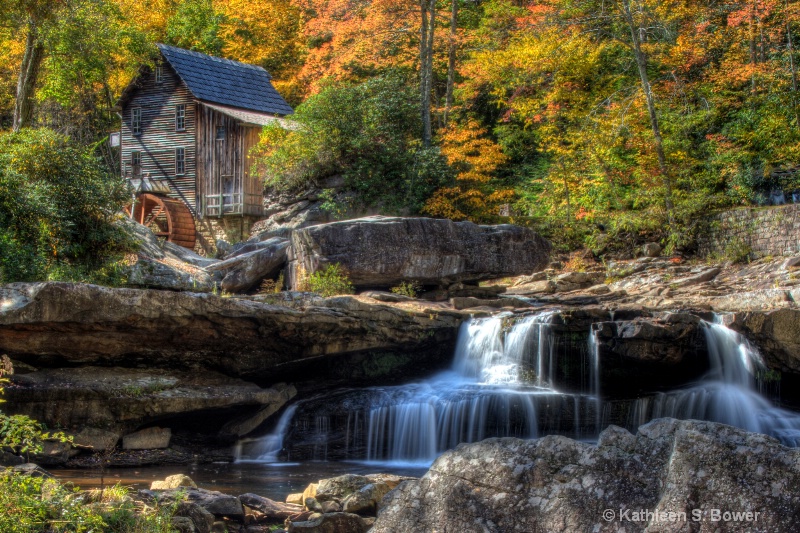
[{"x1": 1, "y1": 0, "x2": 800, "y2": 272}]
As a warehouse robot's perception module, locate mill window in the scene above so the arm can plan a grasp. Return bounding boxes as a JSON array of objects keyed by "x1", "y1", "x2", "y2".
[
  {"x1": 131, "y1": 151, "x2": 141, "y2": 177},
  {"x1": 175, "y1": 104, "x2": 185, "y2": 131},
  {"x1": 131, "y1": 108, "x2": 141, "y2": 135},
  {"x1": 175, "y1": 147, "x2": 185, "y2": 175},
  {"x1": 155, "y1": 65, "x2": 163, "y2": 84}
]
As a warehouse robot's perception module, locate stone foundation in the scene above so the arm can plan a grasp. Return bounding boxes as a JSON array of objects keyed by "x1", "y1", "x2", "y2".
[
  {"x1": 194, "y1": 216, "x2": 262, "y2": 256},
  {"x1": 697, "y1": 204, "x2": 800, "y2": 259}
]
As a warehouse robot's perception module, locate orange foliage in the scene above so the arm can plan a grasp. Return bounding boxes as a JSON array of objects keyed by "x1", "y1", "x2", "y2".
[{"x1": 423, "y1": 120, "x2": 513, "y2": 221}]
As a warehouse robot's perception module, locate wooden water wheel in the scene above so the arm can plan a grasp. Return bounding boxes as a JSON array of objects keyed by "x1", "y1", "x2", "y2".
[{"x1": 125, "y1": 193, "x2": 196, "y2": 249}]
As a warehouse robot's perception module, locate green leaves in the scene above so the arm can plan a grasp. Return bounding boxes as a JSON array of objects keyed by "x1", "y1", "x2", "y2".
[
  {"x1": 0, "y1": 128, "x2": 134, "y2": 283},
  {"x1": 253, "y1": 71, "x2": 453, "y2": 213}
]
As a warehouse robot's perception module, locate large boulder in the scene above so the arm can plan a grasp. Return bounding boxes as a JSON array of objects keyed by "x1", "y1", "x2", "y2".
[
  {"x1": 374, "y1": 419, "x2": 800, "y2": 532},
  {"x1": 730, "y1": 308, "x2": 800, "y2": 372},
  {"x1": 287, "y1": 216, "x2": 551, "y2": 289},
  {"x1": 205, "y1": 237, "x2": 290, "y2": 293},
  {"x1": 121, "y1": 218, "x2": 219, "y2": 292}
]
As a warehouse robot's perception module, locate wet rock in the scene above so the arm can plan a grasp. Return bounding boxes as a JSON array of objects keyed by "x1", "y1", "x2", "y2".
[
  {"x1": 373, "y1": 419, "x2": 800, "y2": 533},
  {"x1": 12, "y1": 463, "x2": 52, "y2": 478},
  {"x1": 287, "y1": 512, "x2": 369, "y2": 533},
  {"x1": 320, "y1": 501, "x2": 341, "y2": 513},
  {"x1": 174, "y1": 502, "x2": 215, "y2": 533},
  {"x1": 341, "y1": 483, "x2": 391, "y2": 515},
  {"x1": 731, "y1": 308, "x2": 800, "y2": 373},
  {"x1": 304, "y1": 497, "x2": 324, "y2": 513},
  {"x1": 239, "y1": 493, "x2": 304, "y2": 520},
  {"x1": 171, "y1": 516, "x2": 196, "y2": 533},
  {"x1": 315, "y1": 475, "x2": 370, "y2": 503},
  {"x1": 174, "y1": 488, "x2": 244, "y2": 520},
  {"x1": 286, "y1": 493, "x2": 304, "y2": 506},
  {"x1": 151, "y1": 474, "x2": 197, "y2": 490},
  {"x1": 287, "y1": 216, "x2": 551, "y2": 290},
  {"x1": 122, "y1": 427, "x2": 171, "y2": 450}
]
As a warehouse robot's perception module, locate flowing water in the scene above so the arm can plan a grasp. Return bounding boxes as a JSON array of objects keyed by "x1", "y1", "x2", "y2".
[
  {"x1": 237, "y1": 311, "x2": 800, "y2": 468},
  {"x1": 237, "y1": 311, "x2": 601, "y2": 465},
  {"x1": 627, "y1": 319, "x2": 800, "y2": 446}
]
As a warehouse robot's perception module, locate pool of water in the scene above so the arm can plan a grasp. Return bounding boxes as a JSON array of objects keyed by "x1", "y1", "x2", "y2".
[{"x1": 49, "y1": 461, "x2": 430, "y2": 501}]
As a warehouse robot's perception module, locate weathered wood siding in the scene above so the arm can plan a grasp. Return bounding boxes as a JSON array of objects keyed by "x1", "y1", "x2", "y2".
[
  {"x1": 120, "y1": 64, "x2": 197, "y2": 213},
  {"x1": 242, "y1": 127, "x2": 264, "y2": 216},
  {"x1": 196, "y1": 105, "x2": 264, "y2": 218}
]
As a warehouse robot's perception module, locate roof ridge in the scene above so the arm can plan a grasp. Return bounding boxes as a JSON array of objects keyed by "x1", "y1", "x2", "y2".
[{"x1": 157, "y1": 43, "x2": 270, "y2": 78}]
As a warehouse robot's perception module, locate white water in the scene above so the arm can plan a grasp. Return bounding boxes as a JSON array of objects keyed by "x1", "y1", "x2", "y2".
[
  {"x1": 629, "y1": 320, "x2": 800, "y2": 446},
  {"x1": 237, "y1": 311, "x2": 599, "y2": 464},
  {"x1": 237, "y1": 312, "x2": 800, "y2": 464},
  {"x1": 235, "y1": 404, "x2": 299, "y2": 462}
]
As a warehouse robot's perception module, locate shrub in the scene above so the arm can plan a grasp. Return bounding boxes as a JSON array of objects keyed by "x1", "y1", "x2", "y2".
[
  {"x1": 258, "y1": 271, "x2": 285, "y2": 294},
  {"x1": 307, "y1": 263, "x2": 355, "y2": 297},
  {"x1": 390, "y1": 281, "x2": 421, "y2": 298},
  {"x1": 0, "y1": 475, "x2": 179, "y2": 533},
  {"x1": 252, "y1": 71, "x2": 453, "y2": 213},
  {"x1": 0, "y1": 128, "x2": 134, "y2": 283}
]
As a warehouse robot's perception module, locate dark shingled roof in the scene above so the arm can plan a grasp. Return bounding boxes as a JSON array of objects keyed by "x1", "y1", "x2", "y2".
[{"x1": 158, "y1": 44, "x2": 293, "y2": 116}]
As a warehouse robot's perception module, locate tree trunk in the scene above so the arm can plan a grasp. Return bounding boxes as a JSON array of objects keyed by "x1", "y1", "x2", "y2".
[
  {"x1": 788, "y1": 0, "x2": 799, "y2": 124},
  {"x1": 419, "y1": 0, "x2": 435, "y2": 147},
  {"x1": 619, "y1": 0, "x2": 674, "y2": 222},
  {"x1": 443, "y1": 0, "x2": 458, "y2": 127},
  {"x1": 13, "y1": 21, "x2": 44, "y2": 131}
]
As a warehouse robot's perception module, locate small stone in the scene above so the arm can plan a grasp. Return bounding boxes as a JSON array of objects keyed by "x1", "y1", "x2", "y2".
[
  {"x1": 643, "y1": 242, "x2": 662, "y2": 258},
  {"x1": 286, "y1": 493, "x2": 304, "y2": 506},
  {"x1": 320, "y1": 501, "x2": 341, "y2": 513},
  {"x1": 172, "y1": 516, "x2": 196, "y2": 533},
  {"x1": 302, "y1": 483, "x2": 318, "y2": 506},
  {"x1": 304, "y1": 497, "x2": 324, "y2": 513},
  {"x1": 151, "y1": 474, "x2": 197, "y2": 490}
]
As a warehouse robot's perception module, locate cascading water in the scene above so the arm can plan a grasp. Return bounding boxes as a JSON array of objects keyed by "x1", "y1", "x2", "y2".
[
  {"x1": 237, "y1": 311, "x2": 602, "y2": 464},
  {"x1": 628, "y1": 318, "x2": 800, "y2": 446},
  {"x1": 235, "y1": 404, "x2": 299, "y2": 462},
  {"x1": 236, "y1": 311, "x2": 800, "y2": 466}
]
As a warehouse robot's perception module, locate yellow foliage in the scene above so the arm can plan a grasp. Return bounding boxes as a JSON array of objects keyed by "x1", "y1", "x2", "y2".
[{"x1": 424, "y1": 120, "x2": 513, "y2": 221}]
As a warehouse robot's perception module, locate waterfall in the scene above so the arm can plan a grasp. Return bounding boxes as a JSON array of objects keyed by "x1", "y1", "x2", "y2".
[
  {"x1": 235, "y1": 404, "x2": 299, "y2": 462},
  {"x1": 237, "y1": 310, "x2": 800, "y2": 465},
  {"x1": 589, "y1": 327, "x2": 601, "y2": 431},
  {"x1": 629, "y1": 320, "x2": 800, "y2": 446}
]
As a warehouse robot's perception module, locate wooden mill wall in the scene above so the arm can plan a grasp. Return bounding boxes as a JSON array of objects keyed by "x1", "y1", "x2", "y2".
[
  {"x1": 120, "y1": 64, "x2": 198, "y2": 213},
  {"x1": 196, "y1": 105, "x2": 264, "y2": 218}
]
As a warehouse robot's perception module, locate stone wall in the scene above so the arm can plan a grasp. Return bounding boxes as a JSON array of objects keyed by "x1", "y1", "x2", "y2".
[
  {"x1": 194, "y1": 216, "x2": 261, "y2": 256},
  {"x1": 697, "y1": 204, "x2": 800, "y2": 259}
]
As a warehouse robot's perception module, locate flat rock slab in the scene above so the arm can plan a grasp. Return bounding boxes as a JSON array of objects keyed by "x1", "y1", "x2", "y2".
[
  {"x1": 0, "y1": 283, "x2": 465, "y2": 381},
  {"x1": 287, "y1": 216, "x2": 551, "y2": 289}
]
